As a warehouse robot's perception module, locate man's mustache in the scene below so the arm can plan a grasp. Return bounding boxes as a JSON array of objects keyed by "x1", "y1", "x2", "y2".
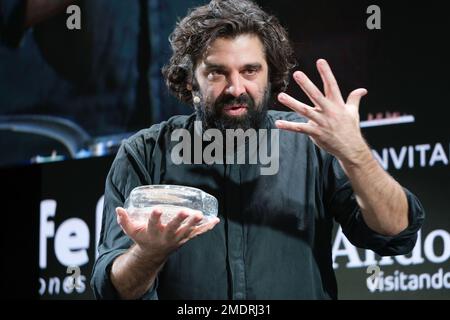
[{"x1": 214, "y1": 94, "x2": 255, "y2": 111}]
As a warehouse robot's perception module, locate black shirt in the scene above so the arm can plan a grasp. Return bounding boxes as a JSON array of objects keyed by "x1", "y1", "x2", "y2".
[{"x1": 91, "y1": 110, "x2": 425, "y2": 299}]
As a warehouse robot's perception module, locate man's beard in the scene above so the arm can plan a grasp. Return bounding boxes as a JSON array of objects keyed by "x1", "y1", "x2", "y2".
[{"x1": 195, "y1": 86, "x2": 271, "y2": 131}]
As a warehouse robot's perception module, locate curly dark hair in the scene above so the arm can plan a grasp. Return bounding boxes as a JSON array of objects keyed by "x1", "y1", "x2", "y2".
[{"x1": 162, "y1": 0, "x2": 296, "y2": 104}]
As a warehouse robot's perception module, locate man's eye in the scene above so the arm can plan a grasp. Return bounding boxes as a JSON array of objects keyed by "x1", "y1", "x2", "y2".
[
  {"x1": 207, "y1": 71, "x2": 223, "y2": 80},
  {"x1": 244, "y1": 69, "x2": 257, "y2": 76}
]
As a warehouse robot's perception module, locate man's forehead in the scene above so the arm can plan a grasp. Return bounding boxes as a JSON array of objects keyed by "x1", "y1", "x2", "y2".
[{"x1": 200, "y1": 34, "x2": 267, "y2": 66}]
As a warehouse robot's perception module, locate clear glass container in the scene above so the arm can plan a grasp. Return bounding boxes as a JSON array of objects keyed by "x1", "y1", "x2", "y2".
[{"x1": 124, "y1": 185, "x2": 218, "y2": 225}]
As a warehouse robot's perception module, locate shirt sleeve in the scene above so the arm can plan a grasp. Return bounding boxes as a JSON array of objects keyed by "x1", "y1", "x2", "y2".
[
  {"x1": 323, "y1": 153, "x2": 425, "y2": 256},
  {"x1": 90, "y1": 132, "x2": 159, "y2": 300},
  {"x1": 0, "y1": 0, "x2": 27, "y2": 47}
]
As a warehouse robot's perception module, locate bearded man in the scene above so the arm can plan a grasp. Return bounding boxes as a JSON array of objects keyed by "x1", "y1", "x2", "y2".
[{"x1": 91, "y1": 0, "x2": 424, "y2": 300}]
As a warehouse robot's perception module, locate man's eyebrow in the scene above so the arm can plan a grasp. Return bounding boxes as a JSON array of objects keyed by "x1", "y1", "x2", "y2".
[
  {"x1": 203, "y1": 62, "x2": 227, "y2": 70},
  {"x1": 242, "y1": 63, "x2": 262, "y2": 70},
  {"x1": 203, "y1": 62, "x2": 263, "y2": 70}
]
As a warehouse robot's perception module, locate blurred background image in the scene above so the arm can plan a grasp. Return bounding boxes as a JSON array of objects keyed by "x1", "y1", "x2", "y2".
[{"x1": 0, "y1": 0, "x2": 201, "y2": 166}]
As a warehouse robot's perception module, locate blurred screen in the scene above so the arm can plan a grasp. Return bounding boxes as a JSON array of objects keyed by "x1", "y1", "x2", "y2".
[{"x1": 0, "y1": 0, "x2": 203, "y2": 167}]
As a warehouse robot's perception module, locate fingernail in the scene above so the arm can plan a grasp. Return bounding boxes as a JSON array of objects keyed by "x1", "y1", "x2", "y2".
[
  {"x1": 294, "y1": 72, "x2": 303, "y2": 81},
  {"x1": 278, "y1": 93, "x2": 287, "y2": 100},
  {"x1": 275, "y1": 120, "x2": 285, "y2": 127}
]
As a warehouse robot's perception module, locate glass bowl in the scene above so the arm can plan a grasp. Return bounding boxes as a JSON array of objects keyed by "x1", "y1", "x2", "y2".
[{"x1": 124, "y1": 185, "x2": 218, "y2": 225}]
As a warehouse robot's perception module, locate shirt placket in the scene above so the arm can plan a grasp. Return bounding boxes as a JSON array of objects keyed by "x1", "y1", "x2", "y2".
[{"x1": 224, "y1": 162, "x2": 247, "y2": 300}]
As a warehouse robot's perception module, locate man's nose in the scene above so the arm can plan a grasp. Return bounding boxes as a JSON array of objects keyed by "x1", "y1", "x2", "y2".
[{"x1": 226, "y1": 73, "x2": 246, "y2": 97}]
